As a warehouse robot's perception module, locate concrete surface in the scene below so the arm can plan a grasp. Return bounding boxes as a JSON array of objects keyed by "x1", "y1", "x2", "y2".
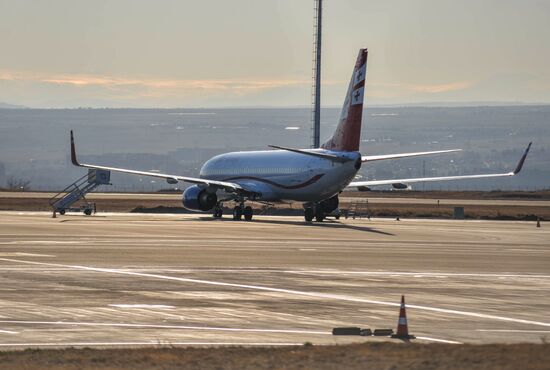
[{"x1": 0, "y1": 211, "x2": 548, "y2": 349}]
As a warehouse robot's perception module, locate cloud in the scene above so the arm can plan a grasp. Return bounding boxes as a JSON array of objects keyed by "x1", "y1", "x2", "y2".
[
  {"x1": 0, "y1": 70, "x2": 311, "y2": 96},
  {"x1": 0, "y1": 69, "x2": 482, "y2": 107},
  {"x1": 410, "y1": 81, "x2": 474, "y2": 93},
  {"x1": 366, "y1": 80, "x2": 474, "y2": 100},
  {"x1": 370, "y1": 80, "x2": 473, "y2": 93}
]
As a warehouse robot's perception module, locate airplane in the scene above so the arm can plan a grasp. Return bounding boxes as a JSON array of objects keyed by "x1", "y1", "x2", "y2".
[{"x1": 69, "y1": 48, "x2": 532, "y2": 222}]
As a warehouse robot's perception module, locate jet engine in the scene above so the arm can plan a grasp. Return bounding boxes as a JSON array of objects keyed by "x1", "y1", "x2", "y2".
[
  {"x1": 391, "y1": 182, "x2": 412, "y2": 190},
  {"x1": 182, "y1": 185, "x2": 217, "y2": 211}
]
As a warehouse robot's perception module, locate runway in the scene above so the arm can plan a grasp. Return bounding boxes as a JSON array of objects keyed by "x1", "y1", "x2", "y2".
[{"x1": 0, "y1": 212, "x2": 548, "y2": 348}]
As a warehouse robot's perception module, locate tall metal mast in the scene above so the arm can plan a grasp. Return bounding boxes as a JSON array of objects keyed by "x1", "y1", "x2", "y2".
[{"x1": 311, "y1": 0, "x2": 322, "y2": 148}]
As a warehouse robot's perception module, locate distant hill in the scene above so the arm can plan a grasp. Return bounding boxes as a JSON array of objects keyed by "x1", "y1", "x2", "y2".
[{"x1": 0, "y1": 102, "x2": 28, "y2": 109}]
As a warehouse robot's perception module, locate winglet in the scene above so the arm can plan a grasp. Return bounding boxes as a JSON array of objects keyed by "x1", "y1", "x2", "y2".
[
  {"x1": 513, "y1": 142, "x2": 532, "y2": 175},
  {"x1": 70, "y1": 130, "x2": 80, "y2": 166}
]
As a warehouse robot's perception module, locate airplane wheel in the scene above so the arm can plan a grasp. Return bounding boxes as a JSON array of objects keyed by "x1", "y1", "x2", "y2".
[
  {"x1": 335, "y1": 214, "x2": 341, "y2": 220},
  {"x1": 84, "y1": 209, "x2": 92, "y2": 216},
  {"x1": 304, "y1": 208, "x2": 314, "y2": 222},
  {"x1": 243, "y1": 206, "x2": 253, "y2": 221},
  {"x1": 59, "y1": 209, "x2": 66, "y2": 215},
  {"x1": 233, "y1": 206, "x2": 243, "y2": 220},
  {"x1": 213, "y1": 207, "x2": 223, "y2": 218},
  {"x1": 315, "y1": 207, "x2": 325, "y2": 222}
]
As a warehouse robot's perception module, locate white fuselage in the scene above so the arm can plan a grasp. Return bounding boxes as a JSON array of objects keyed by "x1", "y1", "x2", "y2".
[{"x1": 199, "y1": 149, "x2": 361, "y2": 202}]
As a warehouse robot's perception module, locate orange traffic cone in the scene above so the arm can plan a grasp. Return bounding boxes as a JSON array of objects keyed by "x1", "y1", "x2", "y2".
[{"x1": 391, "y1": 295, "x2": 415, "y2": 339}]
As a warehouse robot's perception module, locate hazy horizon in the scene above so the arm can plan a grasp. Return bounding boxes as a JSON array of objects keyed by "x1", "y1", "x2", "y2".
[
  {"x1": 3, "y1": 101, "x2": 550, "y2": 110},
  {"x1": 1, "y1": 106, "x2": 548, "y2": 192}
]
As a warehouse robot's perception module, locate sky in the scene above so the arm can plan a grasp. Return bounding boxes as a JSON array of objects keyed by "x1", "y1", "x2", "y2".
[{"x1": 1, "y1": 0, "x2": 549, "y2": 108}]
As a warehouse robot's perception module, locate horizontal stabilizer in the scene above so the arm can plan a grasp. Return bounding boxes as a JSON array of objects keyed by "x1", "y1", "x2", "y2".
[{"x1": 268, "y1": 145, "x2": 352, "y2": 163}]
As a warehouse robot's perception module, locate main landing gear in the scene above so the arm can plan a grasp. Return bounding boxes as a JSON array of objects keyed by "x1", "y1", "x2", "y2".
[
  {"x1": 304, "y1": 205, "x2": 324, "y2": 222},
  {"x1": 212, "y1": 203, "x2": 253, "y2": 221},
  {"x1": 304, "y1": 196, "x2": 340, "y2": 223},
  {"x1": 304, "y1": 207, "x2": 314, "y2": 222},
  {"x1": 233, "y1": 204, "x2": 253, "y2": 221}
]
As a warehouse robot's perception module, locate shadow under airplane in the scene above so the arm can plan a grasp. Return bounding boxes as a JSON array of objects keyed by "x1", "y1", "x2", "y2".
[{"x1": 196, "y1": 216, "x2": 394, "y2": 236}]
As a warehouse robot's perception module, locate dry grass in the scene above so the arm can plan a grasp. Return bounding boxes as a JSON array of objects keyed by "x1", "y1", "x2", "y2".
[
  {"x1": 338, "y1": 203, "x2": 549, "y2": 221},
  {"x1": 0, "y1": 343, "x2": 549, "y2": 370}
]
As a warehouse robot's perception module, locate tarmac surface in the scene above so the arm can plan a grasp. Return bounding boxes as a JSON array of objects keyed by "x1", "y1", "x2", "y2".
[{"x1": 0, "y1": 211, "x2": 548, "y2": 349}]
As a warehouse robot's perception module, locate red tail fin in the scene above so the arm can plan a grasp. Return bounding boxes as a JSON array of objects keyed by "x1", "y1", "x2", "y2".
[{"x1": 321, "y1": 49, "x2": 368, "y2": 152}]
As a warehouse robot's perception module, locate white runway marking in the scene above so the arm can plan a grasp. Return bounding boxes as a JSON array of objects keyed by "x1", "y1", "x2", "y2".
[
  {"x1": 16, "y1": 252, "x2": 56, "y2": 257},
  {"x1": 2, "y1": 258, "x2": 549, "y2": 329},
  {"x1": 415, "y1": 336, "x2": 462, "y2": 344},
  {"x1": 0, "y1": 330, "x2": 18, "y2": 334},
  {"x1": 109, "y1": 304, "x2": 176, "y2": 309},
  {"x1": 117, "y1": 268, "x2": 550, "y2": 280},
  {"x1": 0, "y1": 342, "x2": 303, "y2": 347},
  {"x1": 0, "y1": 320, "x2": 329, "y2": 335},
  {"x1": 282, "y1": 270, "x2": 550, "y2": 279},
  {"x1": 0, "y1": 241, "x2": 78, "y2": 245},
  {"x1": 0, "y1": 252, "x2": 56, "y2": 257},
  {"x1": 476, "y1": 329, "x2": 550, "y2": 333}
]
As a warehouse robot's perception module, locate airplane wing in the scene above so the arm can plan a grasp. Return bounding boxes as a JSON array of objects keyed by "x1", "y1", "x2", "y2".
[
  {"x1": 70, "y1": 131, "x2": 243, "y2": 192},
  {"x1": 349, "y1": 142, "x2": 532, "y2": 188},
  {"x1": 362, "y1": 149, "x2": 461, "y2": 162}
]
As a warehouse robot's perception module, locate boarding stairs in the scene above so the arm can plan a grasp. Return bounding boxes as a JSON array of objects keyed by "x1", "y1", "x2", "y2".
[
  {"x1": 49, "y1": 169, "x2": 110, "y2": 215},
  {"x1": 345, "y1": 198, "x2": 370, "y2": 220}
]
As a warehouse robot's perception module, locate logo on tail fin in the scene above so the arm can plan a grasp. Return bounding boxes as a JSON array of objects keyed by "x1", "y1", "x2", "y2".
[{"x1": 321, "y1": 49, "x2": 368, "y2": 152}]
